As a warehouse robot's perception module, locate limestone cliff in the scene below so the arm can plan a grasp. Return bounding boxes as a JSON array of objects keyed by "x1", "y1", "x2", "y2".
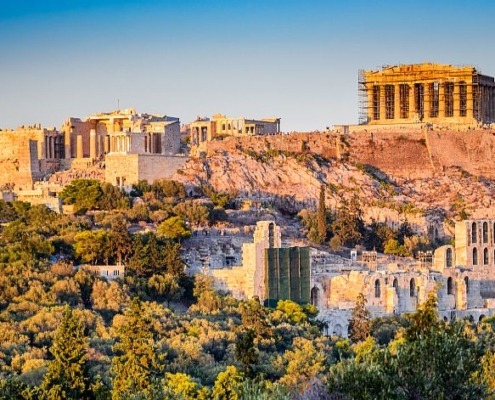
[{"x1": 173, "y1": 128, "x2": 495, "y2": 236}]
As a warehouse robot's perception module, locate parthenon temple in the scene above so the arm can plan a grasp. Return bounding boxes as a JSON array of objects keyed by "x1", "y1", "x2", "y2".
[{"x1": 359, "y1": 63, "x2": 495, "y2": 125}]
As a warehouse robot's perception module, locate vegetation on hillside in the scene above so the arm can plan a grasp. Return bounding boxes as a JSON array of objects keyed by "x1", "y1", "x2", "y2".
[{"x1": 0, "y1": 179, "x2": 494, "y2": 398}]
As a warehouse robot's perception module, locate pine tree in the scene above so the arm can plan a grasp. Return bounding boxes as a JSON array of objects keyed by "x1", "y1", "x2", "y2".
[
  {"x1": 110, "y1": 298, "x2": 163, "y2": 400},
  {"x1": 41, "y1": 306, "x2": 92, "y2": 399}
]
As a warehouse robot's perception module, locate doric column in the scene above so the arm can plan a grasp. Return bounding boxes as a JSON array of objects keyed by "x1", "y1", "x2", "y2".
[
  {"x1": 90, "y1": 129, "x2": 96, "y2": 159},
  {"x1": 379, "y1": 85, "x2": 386, "y2": 122},
  {"x1": 453, "y1": 82, "x2": 460, "y2": 119},
  {"x1": 466, "y1": 82, "x2": 474, "y2": 120},
  {"x1": 491, "y1": 87, "x2": 495, "y2": 122},
  {"x1": 409, "y1": 84, "x2": 416, "y2": 121},
  {"x1": 367, "y1": 87, "x2": 374, "y2": 122},
  {"x1": 65, "y1": 126, "x2": 72, "y2": 159},
  {"x1": 394, "y1": 84, "x2": 401, "y2": 121},
  {"x1": 424, "y1": 83, "x2": 431, "y2": 120},
  {"x1": 43, "y1": 136, "x2": 48, "y2": 159},
  {"x1": 439, "y1": 83, "x2": 445, "y2": 119},
  {"x1": 51, "y1": 136, "x2": 55, "y2": 158},
  {"x1": 76, "y1": 135, "x2": 83, "y2": 158}
]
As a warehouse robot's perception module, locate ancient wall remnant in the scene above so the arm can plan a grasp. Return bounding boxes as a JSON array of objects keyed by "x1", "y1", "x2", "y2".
[
  {"x1": 211, "y1": 221, "x2": 310, "y2": 305},
  {"x1": 190, "y1": 113, "x2": 281, "y2": 147},
  {"x1": 312, "y1": 219, "x2": 495, "y2": 337}
]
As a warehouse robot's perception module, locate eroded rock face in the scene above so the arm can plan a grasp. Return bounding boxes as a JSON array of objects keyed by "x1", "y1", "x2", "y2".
[{"x1": 173, "y1": 128, "x2": 495, "y2": 238}]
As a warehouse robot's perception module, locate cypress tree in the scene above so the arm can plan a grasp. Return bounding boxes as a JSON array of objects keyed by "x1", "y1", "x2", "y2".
[
  {"x1": 317, "y1": 185, "x2": 327, "y2": 244},
  {"x1": 348, "y1": 293, "x2": 371, "y2": 343}
]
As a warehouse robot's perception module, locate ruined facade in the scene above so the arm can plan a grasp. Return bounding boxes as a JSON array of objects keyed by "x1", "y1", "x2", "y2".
[
  {"x1": 211, "y1": 221, "x2": 310, "y2": 305},
  {"x1": 59, "y1": 108, "x2": 188, "y2": 188},
  {"x1": 359, "y1": 63, "x2": 495, "y2": 125},
  {"x1": 313, "y1": 219, "x2": 495, "y2": 336},
  {"x1": 61, "y1": 108, "x2": 181, "y2": 160},
  {"x1": 0, "y1": 125, "x2": 64, "y2": 188},
  {"x1": 190, "y1": 113, "x2": 281, "y2": 146}
]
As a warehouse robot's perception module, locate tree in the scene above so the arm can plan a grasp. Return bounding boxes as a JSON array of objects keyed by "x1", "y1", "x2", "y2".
[
  {"x1": 348, "y1": 293, "x2": 371, "y2": 342},
  {"x1": 59, "y1": 180, "x2": 103, "y2": 212},
  {"x1": 403, "y1": 290, "x2": 439, "y2": 341},
  {"x1": 41, "y1": 306, "x2": 93, "y2": 399},
  {"x1": 111, "y1": 299, "x2": 163, "y2": 400},
  {"x1": 240, "y1": 297, "x2": 272, "y2": 340},
  {"x1": 107, "y1": 219, "x2": 133, "y2": 265},
  {"x1": 317, "y1": 185, "x2": 327, "y2": 244},
  {"x1": 148, "y1": 274, "x2": 184, "y2": 306},
  {"x1": 279, "y1": 337, "x2": 327, "y2": 392},
  {"x1": 275, "y1": 300, "x2": 309, "y2": 325},
  {"x1": 191, "y1": 274, "x2": 223, "y2": 314},
  {"x1": 151, "y1": 179, "x2": 186, "y2": 200},
  {"x1": 157, "y1": 216, "x2": 191, "y2": 241},
  {"x1": 98, "y1": 183, "x2": 130, "y2": 210},
  {"x1": 235, "y1": 329, "x2": 258, "y2": 377},
  {"x1": 212, "y1": 366, "x2": 243, "y2": 400},
  {"x1": 126, "y1": 233, "x2": 185, "y2": 278},
  {"x1": 163, "y1": 372, "x2": 208, "y2": 399},
  {"x1": 74, "y1": 230, "x2": 111, "y2": 265},
  {"x1": 331, "y1": 197, "x2": 364, "y2": 248}
]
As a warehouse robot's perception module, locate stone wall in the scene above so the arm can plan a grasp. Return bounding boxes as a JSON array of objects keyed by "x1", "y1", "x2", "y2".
[{"x1": 105, "y1": 153, "x2": 188, "y2": 186}]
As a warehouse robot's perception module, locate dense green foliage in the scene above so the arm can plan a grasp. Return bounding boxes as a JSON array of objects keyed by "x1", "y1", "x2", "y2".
[{"x1": 1, "y1": 182, "x2": 495, "y2": 399}]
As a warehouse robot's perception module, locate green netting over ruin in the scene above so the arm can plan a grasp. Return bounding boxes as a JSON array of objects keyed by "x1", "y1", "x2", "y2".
[{"x1": 265, "y1": 247, "x2": 310, "y2": 308}]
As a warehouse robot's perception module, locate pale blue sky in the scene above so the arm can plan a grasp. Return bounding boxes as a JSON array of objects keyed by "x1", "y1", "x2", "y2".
[{"x1": 1, "y1": 0, "x2": 494, "y2": 131}]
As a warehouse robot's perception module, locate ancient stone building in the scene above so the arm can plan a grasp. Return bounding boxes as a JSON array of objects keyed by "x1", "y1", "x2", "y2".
[
  {"x1": 0, "y1": 125, "x2": 64, "y2": 188},
  {"x1": 359, "y1": 63, "x2": 495, "y2": 125},
  {"x1": 60, "y1": 108, "x2": 188, "y2": 188},
  {"x1": 61, "y1": 108, "x2": 181, "y2": 160},
  {"x1": 211, "y1": 221, "x2": 310, "y2": 305},
  {"x1": 312, "y1": 219, "x2": 495, "y2": 337},
  {"x1": 190, "y1": 113, "x2": 281, "y2": 146}
]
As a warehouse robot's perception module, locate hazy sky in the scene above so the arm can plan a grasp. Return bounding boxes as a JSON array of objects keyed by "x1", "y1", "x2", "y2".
[{"x1": 1, "y1": 0, "x2": 494, "y2": 131}]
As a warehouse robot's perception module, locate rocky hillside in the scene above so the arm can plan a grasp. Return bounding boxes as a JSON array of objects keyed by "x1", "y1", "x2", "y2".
[{"x1": 173, "y1": 128, "x2": 495, "y2": 237}]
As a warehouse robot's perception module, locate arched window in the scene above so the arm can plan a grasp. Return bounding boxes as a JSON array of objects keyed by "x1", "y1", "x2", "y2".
[
  {"x1": 393, "y1": 278, "x2": 399, "y2": 295},
  {"x1": 311, "y1": 286, "x2": 320, "y2": 308},
  {"x1": 473, "y1": 248, "x2": 478, "y2": 266},
  {"x1": 410, "y1": 279, "x2": 416, "y2": 297},
  {"x1": 483, "y1": 222, "x2": 489, "y2": 243},
  {"x1": 465, "y1": 276, "x2": 469, "y2": 294},
  {"x1": 446, "y1": 248, "x2": 453, "y2": 268},
  {"x1": 375, "y1": 279, "x2": 381, "y2": 298},
  {"x1": 472, "y1": 222, "x2": 477, "y2": 244},
  {"x1": 447, "y1": 277, "x2": 454, "y2": 295},
  {"x1": 484, "y1": 248, "x2": 489, "y2": 265}
]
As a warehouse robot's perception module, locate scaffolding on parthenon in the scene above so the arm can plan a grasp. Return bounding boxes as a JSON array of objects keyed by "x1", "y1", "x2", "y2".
[
  {"x1": 357, "y1": 63, "x2": 492, "y2": 125},
  {"x1": 357, "y1": 69, "x2": 368, "y2": 125}
]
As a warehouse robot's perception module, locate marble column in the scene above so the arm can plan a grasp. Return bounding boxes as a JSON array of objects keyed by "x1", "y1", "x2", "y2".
[
  {"x1": 90, "y1": 129, "x2": 96, "y2": 159},
  {"x1": 453, "y1": 82, "x2": 460, "y2": 119},
  {"x1": 379, "y1": 86, "x2": 386, "y2": 122},
  {"x1": 76, "y1": 135, "x2": 83, "y2": 158},
  {"x1": 424, "y1": 83, "x2": 431, "y2": 119},
  {"x1": 409, "y1": 84, "x2": 416, "y2": 121},
  {"x1": 466, "y1": 83, "x2": 474, "y2": 120},
  {"x1": 394, "y1": 84, "x2": 401, "y2": 120},
  {"x1": 438, "y1": 83, "x2": 445, "y2": 119}
]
